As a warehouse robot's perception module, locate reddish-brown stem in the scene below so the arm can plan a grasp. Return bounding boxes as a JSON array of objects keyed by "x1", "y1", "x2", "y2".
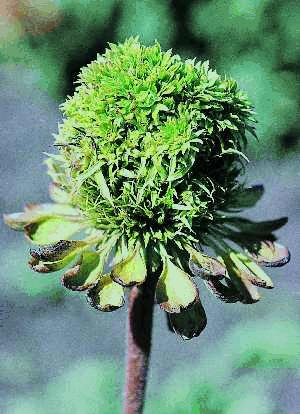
[{"x1": 123, "y1": 275, "x2": 157, "y2": 414}]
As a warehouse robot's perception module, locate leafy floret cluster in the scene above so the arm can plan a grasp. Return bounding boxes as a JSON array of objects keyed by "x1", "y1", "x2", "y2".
[
  {"x1": 49, "y1": 38, "x2": 255, "y2": 249},
  {"x1": 5, "y1": 38, "x2": 290, "y2": 340}
]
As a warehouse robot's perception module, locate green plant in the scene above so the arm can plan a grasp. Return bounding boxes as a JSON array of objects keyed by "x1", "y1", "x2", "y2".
[{"x1": 4, "y1": 39, "x2": 290, "y2": 413}]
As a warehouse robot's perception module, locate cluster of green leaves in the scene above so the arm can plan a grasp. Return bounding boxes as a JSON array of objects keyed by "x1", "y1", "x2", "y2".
[{"x1": 50, "y1": 38, "x2": 255, "y2": 248}]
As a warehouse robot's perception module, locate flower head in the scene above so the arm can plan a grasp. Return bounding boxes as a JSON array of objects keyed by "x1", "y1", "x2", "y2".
[{"x1": 4, "y1": 38, "x2": 290, "y2": 340}]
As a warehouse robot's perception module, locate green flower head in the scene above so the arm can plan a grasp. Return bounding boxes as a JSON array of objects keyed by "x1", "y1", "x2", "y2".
[{"x1": 4, "y1": 38, "x2": 290, "y2": 340}]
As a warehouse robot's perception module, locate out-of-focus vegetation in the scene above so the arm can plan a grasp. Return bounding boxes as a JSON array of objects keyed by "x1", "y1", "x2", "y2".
[
  {"x1": 3, "y1": 314, "x2": 299, "y2": 413},
  {"x1": 0, "y1": 0, "x2": 299, "y2": 157}
]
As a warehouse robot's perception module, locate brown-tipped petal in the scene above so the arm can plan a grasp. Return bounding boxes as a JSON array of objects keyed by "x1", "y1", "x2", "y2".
[
  {"x1": 86, "y1": 274, "x2": 125, "y2": 312},
  {"x1": 236, "y1": 253, "x2": 274, "y2": 289},
  {"x1": 168, "y1": 299, "x2": 207, "y2": 340},
  {"x1": 203, "y1": 278, "x2": 242, "y2": 303},
  {"x1": 28, "y1": 254, "x2": 77, "y2": 273},
  {"x1": 156, "y1": 258, "x2": 199, "y2": 313},
  {"x1": 30, "y1": 240, "x2": 87, "y2": 262},
  {"x1": 186, "y1": 246, "x2": 226, "y2": 279},
  {"x1": 28, "y1": 240, "x2": 87, "y2": 273},
  {"x1": 247, "y1": 241, "x2": 290, "y2": 267},
  {"x1": 224, "y1": 253, "x2": 261, "y2": 304},
  {"x1": 111, "y1": 244, "x2": 147, "y2": 287},
  {"x1": 61, "y1": 251, "x2": 102, "y2": 291}
]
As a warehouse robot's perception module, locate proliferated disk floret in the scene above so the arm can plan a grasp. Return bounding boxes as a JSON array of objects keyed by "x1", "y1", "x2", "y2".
[{"x1": 4, "y1": 39, "x2": 290, "y2": 340}]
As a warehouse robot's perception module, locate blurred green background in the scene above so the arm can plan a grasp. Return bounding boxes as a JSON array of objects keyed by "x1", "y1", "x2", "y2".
[{"x1": 0, "y1": 1, "x2": 299, "y2": 413}]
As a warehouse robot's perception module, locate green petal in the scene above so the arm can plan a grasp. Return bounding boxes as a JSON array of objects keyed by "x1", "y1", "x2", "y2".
[
  {"x1": 49, "y1": 183, "x2": 72, "y2": 204},
  {"x1": 223, "y1": 253, "x2": 260, "y2": 304},
  {"x1": 224, "y1": 216, "x2": 288, "y2": 236},
  {"x1": 168, "y1": 299, "x2": 207, "y2": 340},
  {"x1": 4, "y1": 203, "x2": 85, "y2": 244},
  {"x1": 111, "y1": 244, "x2": 147, "y2": 287},
  {"x1": 247, "y1": 241, "x2": 290, "y2": 268},
  {"x1": 25, "y1": 218, "x2": 85, "y2": 244},
  {"x1": 86, "y1": 274, "x2": 125, "y2": 312},
  {"x1": 203, "y1": 278, "x2": 241, "y2": 303},
  {"x1": 186, "y1": 245, "x2": 226, "y2": 279},
  {"x1": 61, "y1": 251, "x2": 103, "y2": 291},
  {"x1": 29, "y1": 240, "x2": 87, "y2": 273},
  {"x1": 4, "y1": 203, "x2": 80, "y2": 229},
  {"x1": 156, "y1": 258, "x2": 199, "y2": 313},
  {"x1": 236, "y1": 252, "x2": 274, "y2": 289},
  {"x1": 228, "y1": 185, "x2": 264, "y2": 209}
]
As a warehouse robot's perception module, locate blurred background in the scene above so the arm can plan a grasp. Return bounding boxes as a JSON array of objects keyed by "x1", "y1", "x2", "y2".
[{"x1": 0, "y1": 1, "x2": 299, "y2": 413}]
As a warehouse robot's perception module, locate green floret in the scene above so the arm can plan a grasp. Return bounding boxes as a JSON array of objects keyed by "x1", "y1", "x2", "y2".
[{"x1": 48, "y1": 37, "x2": 256, "y2": 248}]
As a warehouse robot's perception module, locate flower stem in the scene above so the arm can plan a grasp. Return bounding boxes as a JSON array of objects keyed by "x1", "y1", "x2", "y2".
[{"x1": 123, "y1": 274, "x2": 157, "y2": 414}]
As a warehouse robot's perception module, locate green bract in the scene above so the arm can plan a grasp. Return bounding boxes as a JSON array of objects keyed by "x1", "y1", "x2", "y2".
[{"x1": 4, "y1": 39, "x2": 290, "y2": 340}]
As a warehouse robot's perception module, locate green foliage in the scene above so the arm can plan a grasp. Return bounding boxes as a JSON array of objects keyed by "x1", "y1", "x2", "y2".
[
  {"x1": 1, "y1": 243, "x2": 63, "y2": 299},
  {"x1": 4, "y1": 313, "x2": 299, "y2": 413},
  {"x1": 50, "y1": 38, "x2": 255, "y2": 250},
  {"x1": 189, "y1": 0, "x2": 300, "y2": 156}
]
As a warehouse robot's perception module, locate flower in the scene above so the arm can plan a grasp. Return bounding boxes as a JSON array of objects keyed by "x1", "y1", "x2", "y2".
[{"x1": 4, "y1": 38, "x2": 290, "y2": 340}]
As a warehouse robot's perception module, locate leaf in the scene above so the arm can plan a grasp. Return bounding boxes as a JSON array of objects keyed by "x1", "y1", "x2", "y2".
[
  {"x1": 156, "y1": 258, "x2": 199, "y2": 313},
  {"x1": 86, "y1": 274, "x2": 125, "y2": 312},
  {"x1": 168, "y1": 299, "x2": 207, "y2": 340},
  {"x1": 111, "y1": 244, "x2": 147, "y2": 287},
  {"x1": 62, "y1": 251, "x2": 103, "y2": 291},
  {"x1": 94, "y1": 170, "x2": 112, "y2": 202},
  {"x1": 247, "y1": 241, "x2": 290, "y2": 268}
]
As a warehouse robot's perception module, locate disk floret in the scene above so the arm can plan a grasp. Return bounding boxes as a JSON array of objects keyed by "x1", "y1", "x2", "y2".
[{"x1": 50, "y1": 37, "x2": 255, "y2": 246}]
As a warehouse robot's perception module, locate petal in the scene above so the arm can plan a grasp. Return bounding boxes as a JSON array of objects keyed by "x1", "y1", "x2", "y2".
[
  {"x1": 236, "y1": 253, "x2": 274, "y2": 289},
  {"x1": 30, "y1": 240, "x2": 86, "y2": 261},
  {"x1": 29, "y1": 240, "x2": 87, "y2": 273},
  {"x1": 228, "y1": 185, "x2": 264, "y2": 209},
  {"x1": 61, "y1": 251, "x2": 103, "y2": 291},
  {"x1": 224, "y1": 216, "x2": 288, "y2": 238},
  {"x1": 28, "y1": 254, "x2": 76, "y2": 273},
  {"x1": 25, "y1": 217, "x2": 85, "y2": 244},
  {"x1": 111, "y1": 244, "x2": 147, "y2": 287},
  {"x1": 203, "y1": 278, "x2": 241, "y2": 303},
  {"x1": 4, "y1": 203, "x2": 85, "y2": 244},
  {"x1": 168, "y1": 299, "x2": 207, "y2": 340},
  {"x1": 223, "y1": 253, "x2": 261, "y2": 304},
  {"x1": 86, "y1": 274, "x2": 125, "y2": 312},
  {"x1": 155, "y1": 258, "x2": 199, "y2": 313},
  {"x1": 247, "y1": 241, "x2": 290, "y2": 267},
  {"x1": 186, "y1": 246, "x2": 226, "y2": 279},
  {"x1": 49, "y1": 183, "x2": 72, "y2": 204}
]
